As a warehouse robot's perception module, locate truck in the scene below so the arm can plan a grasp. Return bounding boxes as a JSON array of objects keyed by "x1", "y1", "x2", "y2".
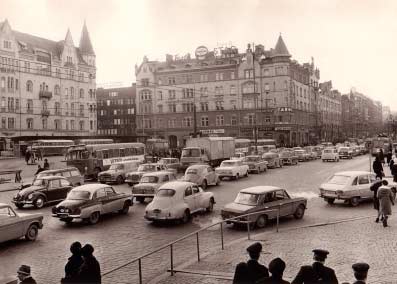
[{"x1": 180, "y1": 137, "x2": 235, "y2": 169}]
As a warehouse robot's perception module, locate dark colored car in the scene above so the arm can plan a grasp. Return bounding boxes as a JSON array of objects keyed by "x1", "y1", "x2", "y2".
[{"x1": 12, "y1": 176, "x2": 73, "y2": 209}]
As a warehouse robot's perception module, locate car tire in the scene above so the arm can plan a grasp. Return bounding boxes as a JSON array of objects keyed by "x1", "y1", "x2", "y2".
[
  {"x1": 15, "y1": 203, "x2": 24, "y2": 209},
  {"x1": 201, "y1": 180, "x2": 207, "y2": 190},
  {"x1": 350, "y1": 197, "x2": 360, "y2": 207},
  {"x1": 25, "y1": 224, "x2": 38, "y2": 241},
  {"x1": 136, "y1": 197, "x2": 145, "y2": 203},
  {"x1": 216, "y1": 178, "x2": 221, "y2": 186},
  {"x1": 33, "y1": 196, "x2": 45, "y2": 209},
  {"x1": 325, "y1": 198, "x2": 335, "y2": 205},
  {"x1": 88, "y1": 212, "x2": 100, "y2": 225},
  {"x1": 119, "y1": 202, "x2": 130, "y2": 214},
  {"x1": 206, "y1": 198, "x2": 214, "y2": 212},
  {"x1": 294, "y1": 205, "x2": 305, "y2": 219},
  {"x1": 255, "y1": 215, "x2": 268, "y2": 228},
  {"x1": 116, "y1": 176, "x2": 124, "y2": 185},
  {"x1": 182, "y1": 209, "x2": 190, "y2": 224}
]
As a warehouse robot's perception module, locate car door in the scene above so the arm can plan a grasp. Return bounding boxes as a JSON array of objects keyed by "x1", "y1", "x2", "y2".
[
  {"x1": 206, "y1": 166, "x2": 216, "y2": 184},
  {"x1": 192, "y1": 185, "x2": 204, "y2": 210},
  {"x1": 183, "y1": 186, "x2": 196, "y2": 212},
  {"x1": 274, "y1": 190, "x2": 293, "y2": 217},
  {"x1": 0, "y1": 207, "x2": 24, "y2": 242},
  {"x1": 60, "y1": 179, "x2": 73, "y2": 199},
  {"x1": 94, "y1": 188, "x2": 107, "y2": 214},
  {"x1": 357, "y1": 175, "x2": 372, "y2": 199},
  {"x1": 103, "y1": 187, "x2": 121, "y2": 212},
  {"x1": 47, "y1": 179, "x2": 62, "y2": 201}
]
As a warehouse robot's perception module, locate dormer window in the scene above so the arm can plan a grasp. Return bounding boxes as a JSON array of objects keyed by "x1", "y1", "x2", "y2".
[
  {"x1": 66, "y1": 56, "x2": 73, "y2": 64},
  {"x1": 3, "y1": 41, "x2": 11, "y2": 49}
]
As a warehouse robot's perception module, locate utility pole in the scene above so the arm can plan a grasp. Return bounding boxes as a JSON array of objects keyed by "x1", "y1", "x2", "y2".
[{"x1": 252, "y1": 43, "x2": 258, "y2": 154}]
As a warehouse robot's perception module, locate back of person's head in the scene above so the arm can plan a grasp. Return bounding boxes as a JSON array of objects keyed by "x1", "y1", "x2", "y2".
[
  {"x1": 70, "y1": 241, "x2": 82, "y2": 255},
  {"x1": 268, "y1": 257, "x2": 286, "y2": 277},
  {"x1": 81, "y1": 244, "x2": 94, "y2": 257},
  {"x1": 382, "y1": 180, "x2": 389, "y2": 186}
]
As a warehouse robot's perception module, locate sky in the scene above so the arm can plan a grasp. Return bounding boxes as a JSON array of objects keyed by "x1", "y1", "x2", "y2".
[{"x1": 1, "y1": 0, "x2": 397, "y2": 109}]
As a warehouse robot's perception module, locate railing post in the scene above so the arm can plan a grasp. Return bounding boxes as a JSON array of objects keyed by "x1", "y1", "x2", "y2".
[
  {"x1": 220, "y1": 222, "x2": 224, "y2": 250},
  {"x1": 170, "y1": 244, "x2": 174, "y2": 276},
  {"x1": 247, "y1": 221, "x2": 251, "y2": 240},
  {"x1": 138, "y1": 258, "x2": 142, "y2": 284},
  {"x1": 277, "y1": 205, "x2": 280, "y2": 233},
  {"x1": 196, "y1": 232, "x2": 200, "y2": 262}
]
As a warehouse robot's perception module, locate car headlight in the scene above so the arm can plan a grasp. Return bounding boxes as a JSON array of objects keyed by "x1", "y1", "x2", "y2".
[
  {"x1": 27, "y1": 193, "x2": 33, "y2": 200},
  {"x1": 84, "y1": 166, "x2": 88, "y2": 172}
]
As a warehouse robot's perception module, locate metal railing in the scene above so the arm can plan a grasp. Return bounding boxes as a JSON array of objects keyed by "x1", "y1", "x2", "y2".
[{"x1": 102, "y1": 207, "x2": 280, "y2": 283}]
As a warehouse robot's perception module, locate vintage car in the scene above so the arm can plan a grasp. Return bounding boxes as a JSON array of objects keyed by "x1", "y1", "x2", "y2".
[
  {"x1": 321, "y1": 148, "x2": 340, "y2": 162},
  {"x1": 182, "y1": 164, "x2": 220, "y2": 189},
  {"x1": 231, "y1": 152, "x2": 245, "y2": 161},
  {"x1": 157, "y1": 158, "x2": 182, "y2": 174},
  {"x1": 132, "y1": 171, "x2": 176, "y2": 203},
  {"x1": 0, "y1": 203, "x2": 44, "y2": 242},
  {"x1": 12, "y1": 176, "x2": 73, "y2": 209},
  {"x1": 279, "y1": 150, "x2": 298, "y2": 165},
  {"x1": 338, "y1": 147, "x2": 353, "y2": 159},
  {"x1": 242, "y1": 155, "x2": 268, "y2": 173},
  {"x1": 215, "y1": 160, "x2": 249, "y2": 180},
  {"x1": 125, "y1": 163, "x2": 167, "y2": 186},
  {"x1": 145, "y1": 181, "x2": 215, "y2": 223},
  {"x1": 294, "y1": 150, "x2": 310, "y2": 162},
  {"x1": 52, "y1": 184, "x2": 133, "y2": 224},
  {"x1": 262, "y1": 152, "x2": 282, "y2": 169},
  {"x1": 221, "y1": 186, "x2": 307, "y2": 228},
  {"x1": 319, "y1": 171, "x2": 376, "y2": 206},
  {"x1": 304, "y1": 147, "x2": 319, "y2": 160},
  {"x1": 98, "y1": 161, "x2": 140, "y2": 185}
]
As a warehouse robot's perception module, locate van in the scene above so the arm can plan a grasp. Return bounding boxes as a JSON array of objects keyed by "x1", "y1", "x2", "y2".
[
  {"x1": 98, "y1": 160, "x2": 140, "y2": 184},
  {"x1": 21, "y1": 167, "x2": 84, "y2": 189}
]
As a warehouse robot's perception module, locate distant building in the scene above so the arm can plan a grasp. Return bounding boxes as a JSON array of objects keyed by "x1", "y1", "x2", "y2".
[{"x1": 96, "y1": 85, "x2": 136, "y2": 140}]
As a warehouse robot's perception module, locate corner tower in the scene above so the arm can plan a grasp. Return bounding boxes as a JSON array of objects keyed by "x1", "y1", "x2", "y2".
[{"x1": 79, "y1": 21, "x2": 95, "y2": 66}]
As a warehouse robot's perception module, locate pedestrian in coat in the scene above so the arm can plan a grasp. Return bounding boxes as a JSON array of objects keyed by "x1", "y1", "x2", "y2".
[
  {"x1": 239, "y1": 242, "x2": 269, "y2": 284},
  {"x1": 257, "y1": 257, "x2": 290, "y2": 284},
  {"x1": 25, "y1": 150, "x2": 31, "y2": 165},
  {"x1": 17, "y1": 265, "x2": 37, "y2": 284},
  {"x1": 393, "y1": 161, "x2": 397, "y2": 182},
  {"x1": 61, "y1": 242, "x2": 84, "y2": 283},
  {"x1": 43, "y1": 158, "x2": 50, "y2": 170},
  {"x1": 372, "y1": 156, "x2": 383, "y2": 179},
  {"x1": 76, "y1": 244, "x2": 101, "y2": 283},
  {"x1": 390, "y1": 158, "x2": 395, "y2": 175},
  {"x1": 351, "y1": 262, "x2": 370, "y2": 284},
  {"x1": 387, "y1": 152, "x2": 392, "y2": 165},
  {"x1": 379, "y1": 149, "x2": 385, "y2": 164},
  {"x1": 291, "y1": 249, "x2": 338, "y2": 284},
  {"x1": 377, "y1": 180, "x2": 394, "y2": 227},
  {"x1": 233, "y1": 262, "x2": 250, "y2": 284},
  {"x1": 370, "y1": 178, "x2": 383, "y2": 223}
]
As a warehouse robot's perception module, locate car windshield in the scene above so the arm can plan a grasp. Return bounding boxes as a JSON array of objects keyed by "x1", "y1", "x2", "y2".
[
  {"x1": 109, "y1": 164, "x2": 123, "y2": 170},
  {"x1": 327, "y1": 175, "x2": 351, "y2": 185},
  {"x1": 138, "y1": 165, "x2": 156, "y2": 171},
  {"x1": 339, "y1": 147, "x2": 349, "y2": 151},
  {"x1": 244, "y1": 157, "x2": 259, "y2": 162},
  {"x1": 182, "y1": 148, "x2": 200, "y2": 157},
  {"x1": 186, "y1": 169, "x2": 198, "y2": 175},
  {"x1": 140, "y1": 176, "x2": 159, "y2": 183},
  {"x1": 324, "y1": 149, "x2": 332, "y2": 153},
  {"x1": 36, "y1": 172, "x2": 51, "y2": 178},
  {"x1": 157, "y1": 189, "x2": 176, "y2": 197},
  {"x1": 159, "y1": 159, "x2": 173, "y2": 164},
  {"x1": 234, "y1": 192, "x2": 259, "y2": 206},
  {"x1": 67, "y1": 190, "x2": 91, "y2": 200},
  {"x1": 221, "y1": 161, "x2": 237, "y2": 167},
  {"x1": 32, "y1": 179, "x2": 48, "y2": 186}
]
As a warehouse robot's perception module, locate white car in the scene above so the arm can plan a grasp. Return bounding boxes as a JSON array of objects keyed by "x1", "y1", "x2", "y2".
[
  {"x1": 321, "y1": 148, "x2": 340, "y2": 162},
  {"x1": 144, "y1": 181, "x2": 215, "y2": 223},
  {"x1": 215, "y1": 160, "x2": 249, "y2": 180}
]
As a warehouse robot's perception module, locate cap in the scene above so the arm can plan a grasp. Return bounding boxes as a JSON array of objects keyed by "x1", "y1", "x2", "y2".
[
  {"x1": 352, "y1": 263, "x2": 370, "y2": 273},
  {"x1": 81, "y1": 244, "x2": 94, "y2": 256},
  {"x1": 247, "y1": 242, "x2": 262, "y2": 254},
  {"x1": 17, "y1": 265, "x2": 31, "y2": 275},
  {"x1": 268, "y1": 257, "x2": 286, "y2": 274},
  {"x1": 312, "y1": 249, "x2": 329, "y2": 261}
]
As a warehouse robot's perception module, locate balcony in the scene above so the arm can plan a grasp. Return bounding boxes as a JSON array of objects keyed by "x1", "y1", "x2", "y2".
[
  {"x1": 39, "y1": 91, "x2": 53, "y2": 99},
  {"x1": 41, "y1": 110, "x2": 50, "y2": 117}
]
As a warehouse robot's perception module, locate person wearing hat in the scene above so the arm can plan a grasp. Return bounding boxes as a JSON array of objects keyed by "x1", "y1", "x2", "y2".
[
  {"x1": 257, "y1": 257, "x2": 290, "y2": 284},
  {"x1": 76, "y1": 244, "x2": 101, "y2": 283},
  {"x1": 61, "y1": 241, "x2": 84, "y2": 283},
  {"x1": 245, "y1": 242, "x2": 269, "y2": 283},
  {"x1": 17, "y1": 265, "x2": 36, "y2": 284},
  {"x1": 291, "y1": 249, "x2": 338, "y2": 284},
  {"x1": 377, "y1": 180, "x2": 394, "y2": 227},
  {"x1": 351, "y1": 263, "x2": 369, "y2": 284}
]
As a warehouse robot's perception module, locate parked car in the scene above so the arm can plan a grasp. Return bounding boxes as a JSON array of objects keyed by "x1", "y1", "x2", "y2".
[
  {"x1": 52, "y1": 184, "x2": 133, "y2": 224},
  {"x1": 125, "y1": 163, "x2": 167, "y2": 186},
  {"x1": 294, "y1": 150, "x2": 310, "y2": 162},
  {"x1": 242, "y1": 155, "x2": 268, "y2": 173},
  {"x1": 321, "y1": 148, "x2": 340, "y2": 162},
  {"x1": 215, "y1": 160, "x2": 249, "y2": 180},
  {"x1": 221, "y1": 186, "x2": 307, "y2": 228},
  {"x1": 98, "y1": 161, "x2": 140, "y2": 185},
  {"x1": 338, "y1": 147, "x2": 353, "y2": 159},
  {"x1": 144, "y1": 181, "x2": 215, "y2": 223},
  {"x1": 132, "y1": 171, "x2": 176, "y2": 203},
  {"x1": 231, "y1": 152, "x2": 245, "y2": 161},
  {"x1": 0, "y1": 203, "x2": 44, "y2": 242},
  {"x1": 319, "y1": 171, "x2": 376, "y2": 206},
  {"x1": 279, "y1": 150, "x2": 298, "y2": 165},
  {"x1": 262, "y1": 152, "x2": 282, "y2": 168},
  {"x1": 157, "y1": 158, "x2": 182, "y2": 174},
  {"x1": 352, "y1": 146, "x2": 361, "y2": 156},
  {"x1": 182, "y1": 164, "x2": 220, "y2": 189},
  {"x1": 12, "y1": 176, "x2": 73, "y2": 209},
  {"x1": 304, "y1": 147, "x2": 319, "y2": 160}
]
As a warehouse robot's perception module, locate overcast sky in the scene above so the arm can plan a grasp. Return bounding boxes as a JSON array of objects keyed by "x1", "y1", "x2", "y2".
[{"x1": 1, "y1": 0, "x2": 397, "y2": 109}]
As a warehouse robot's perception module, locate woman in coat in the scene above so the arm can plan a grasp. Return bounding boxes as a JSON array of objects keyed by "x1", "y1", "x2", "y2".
[
  {"x1": 373, "y1": 156, "x2": 383, "y2": 179},
  {"x1": 377, "y1": 180, "x2": 395, "y2": 227}
]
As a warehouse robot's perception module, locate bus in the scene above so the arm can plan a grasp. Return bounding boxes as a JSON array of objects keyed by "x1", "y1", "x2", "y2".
[
  {"x1": 370, "y1": 136, "x2": 392, "y2": 157},
  {"x1": 74, "y1": 138, "x2": 114, "y2": 145},
  {"x1": 249, "y1": 139, "x2": 276, "y2": 154},
  {"x1": 146, "y1": 138, "x2": 169, "y2": 157},
  {"x1": 31, "y1": 140, "x2": 74, "y2": 156},
  {"x1": 235, "y1": 138, "x2": 251, "y2": 154},
  {"x1": 66, "y1": 142, "x2": 145, "y2": 179}
]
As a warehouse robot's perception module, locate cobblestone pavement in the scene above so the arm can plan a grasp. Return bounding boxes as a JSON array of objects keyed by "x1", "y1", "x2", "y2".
[{"x1": 0, "y1": 154, "x2": 386, "y2": 283}]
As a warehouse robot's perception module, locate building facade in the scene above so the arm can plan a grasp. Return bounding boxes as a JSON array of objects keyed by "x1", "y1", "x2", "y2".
[
  {"x1": 96, "y1": 85, "x2": 136, "y2": 140},
  {"x1": 0, "y1": 19, "x2": 97, "y2": 144},
  {"x1": 135, "y1": 36, "x2": 320, "y2": 147}
]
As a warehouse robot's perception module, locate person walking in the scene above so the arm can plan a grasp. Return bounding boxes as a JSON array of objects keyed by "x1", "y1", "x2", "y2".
[
  {"x1": 372, "y1": 156, "x2": 384, "y2": 179},
  {"x1": 377, "y1": 180, "x2": 395, "y2": 227},
  {"x1": 43, "y1": 158, "x2": 50, "y2": 170},
  {"x1": 76, "y1": 244, "x2": 101, "y2": 283},
  {"x1": 61, "y1": 242, "x2": 84, "y2": 283},
  {"x1": 257, "y1": 257, "x2": 290, "y2": 284},
  {"x1": 370, "y1": 177, "x2": 383, "y2": 223},
  {"x1": 291, "y1": 249, "x2": 338, "y2": 284},
  {"x1": 25, "y1": 150, "x2": 31, "y2": 165},
  {"x1": 34, "y1": 165, "x2": 44, "y2": 175},
  {"x1": 379, "y1": 149, "x2": 385, "y2": 164},
  {"x1": 233, "y1": 262, "x2": 250, "y2": 284},
  {"x1": 351, "y1": 262, "x2": 370, "y2": 284},
  {"x1": 17, "y1": 265, "x2": 37, "y2": 284}
]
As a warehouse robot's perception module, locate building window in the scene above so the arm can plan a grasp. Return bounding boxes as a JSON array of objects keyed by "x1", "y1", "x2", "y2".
[
  {"x1": 42, "y1": 118, "x2": 48, "y2": 129},
  {"x1": 64, "y1": 88, "x2": 69, "y2": 99},
  {"x1": 230, "y1": 85, "x2": 236, "y2": 95},
  {"x1": 201, "y1": 116, "x2": 209, "y2": 127},
  {"x1": 3, "y1": 40, "x2": 11, "y2": 49},
  {"x1": 248, "y1": 114, "x2": 256, "y2": 125},
  {"x1": 158, "y1": 91, "x2": 163, "y2": 100},
  {"x1": 182, "y1": 117, "x2": 192, "y2": 127},
  {"x1": 27, "y1": 118, "x2": 33, "y2": 129},
  {"x1": 265, "y1": 116, "x2": 271, "y2": 123},
  {"x1": 231, "y1": 115, "x2": 237, "y2": 126},
  {"x1": 71, "y1": 120, "x2": 75, "y2": 130},
  {"x1": 27, "y1": 99, "x2": 33, "y2": 113},
  {"x1": 79, "y1": 121, "x2": 84, "y2": 131},
  {"x1": 158, "y1": 105, "x2": 163, "y2": 113},
  {"x1": 70, "y1": 87, "x2": 74, "y2": 99},
  {"x1": 200, "y1": 102, "x2": 209, "y2": 111},
  {"x1": 183, "y1": 102, "x2": 195, "y2": 112},
  {"x1": 244, "y1": 69, "x2": 254, "y2": 79},
  {"x1": 168, "y1": 119, "x2": 176, "y2": 128},
  {"x1": 168, "y1": 77, "x2": 176, "y2": 85},
  {"x1": 26, "y1": 80, "x2": 33, "y2": 92},
  {"x1": 1, "y1": 117, "x2": 5, "y2": 128},
  {"x1": 200, "y1": 74, "x2": 208, "y2": 82},
  {"x1": 263, "y1": 69, "x2": 269, "y2": 76},
  {"x1": 215, "y1": 101, "x2": 224, "y2": 110},
  {"x1": 90, "y1": 120, "x2": 93, "y2": 130},
  {"x1": 54, "y1": 85, "x2": 60, "y2": 95},
  {"x1": 141, "y1": 78, "x2": 149, "y2": 87},
  {"x1": 230, "y1": 100, "x2": 237, "y2": 110},
  {"x1": 243, "y1": 100, "x2": 254, "y2": 109},
  {"x1": 168, "y1": 90, "x2": 176, "y2": 99},
  {"x1": 169, "y1": 104, "x2": 176, "y2": 113},
  {"x1": 55, "y1": 102, "x2": 61, "y2": 115},
  {"x1": 230, "y1": 72, "x2": 235, "y2": 80},
  {"x1": 7, "y1": 118, "x2": 15, "y2": 129},
  {"x1": 200, "y1": 87, "x2": 208, "y2": 97},
  {"x1": 79, "y1": 89, "x2": 84, "y2": 98},
  {"x1": 216, "y1": 115, "x2": 224, "y2": 126},
  {"x1": 55, "y1": 120, "x2": 60, "y2": 130}
]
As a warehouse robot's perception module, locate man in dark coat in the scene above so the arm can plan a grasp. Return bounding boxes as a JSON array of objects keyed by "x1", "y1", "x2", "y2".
[
  {"x1": 372, "y1": 156, "x2": 383, "y2": 179},
  {"x1": 233, "y1": 262, "x2": 250, "y2": 284},
  {"x1": 17, "y1": 265, "x2": 37, "y2": 284},
  {"x1": 77, "y1": 244, "x2": 101, "y2": 283},
  {"x1": 257, "y1": 257, "x2": 289, "y2": 284},
  {"x1": 34, "y1": 165, "x2": 44, "y2": 175},
  {"x1": 43, "y1": 158, "x2": 50, "y2": 170},
  {"x1": 370, "y1": 178, "x2": 383, "y2": 223},
  {"x1": 351, "y1": 262, "x2": 369, "y2": 284},
  {"x1": 379, "y1": 149, "x2": 385, "y2": 164},
  {"x1": 291, "y1": 249, "x2": 338, "y2": 284},
  {"x1": 62, "y1": 242, "x2": 84, "y2": 283}
]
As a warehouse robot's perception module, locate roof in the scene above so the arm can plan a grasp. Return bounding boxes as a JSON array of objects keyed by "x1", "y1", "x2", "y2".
[
  {"x1": 38, "y1": 176, "x2": 68, "y2": 181},
  {"x1": 271, "y1": 34, "x2": 291, "y2": 58},
  {"x1": 141, "y1": 171, "x2": 174, "y2": 177},
  {"x1": 241, "y1": 186, "x2": 281, "y2": 194},
  {"x1": 159, "y1": 181, "x2": 195, "y2": 191},
  {"x1": 334, "y1": 171, "x2": 372, "y2": 176},
  {"x1": 187, "y1": 164, "x2": 209, "y2": 170},
  {"x1": 39, "y1": 167, "x2": 78, "y2": 173},
  {"x1": 71, "y1": 183, "x2": 108, "y2": 192},
  {"x1": 79, "y1": 21, "x2": 95, "y2": 55}
]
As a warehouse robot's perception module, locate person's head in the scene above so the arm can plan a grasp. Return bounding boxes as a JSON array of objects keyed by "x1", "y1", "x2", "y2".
[
  {"x1": 44, "y1": 159, "x2": 48, "y2": 162},
  {"x1": 312, "y1": 249, "x2": 329, "y2": 264},
  {"x1": 268, "y1": 257, "x2": 286, "y2": 278},
  {"x1": 70, "y1": 241, "x2": 82, "y2": 255},
  {"x1": 81, "y1": 244, "x2": 94, "y2": 258},
  {"x1": 37, "y1": 165, "x2": 41, "y2": 169},
  {"x1": 246, "y1": 242, "x2": 262, "y2": 261},
  {"x1": 17, "y1": 265, "x2": 31, "y2": 281},
  {"x1": 352, "y1": 263, "x2": 370, "y2": 281},
  {"x1": 382, "y1": 180, "x2": 389, "y2": 186}
]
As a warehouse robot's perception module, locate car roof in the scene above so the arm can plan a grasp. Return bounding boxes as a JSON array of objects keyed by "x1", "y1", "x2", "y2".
[
  {"x1": 71, "y1": 184, "x2": 109, "y2": 193},
  {"x1": 38, "y1": 175, "x2": 68, "y2": 180},
  {"x1": 159, "y1": 181, "x2": 196, "y2": 191},
  {"x1": 40, "y1": 167, "x2": 78, "y2": 174},
  {"x1": 187, "y1": 164, "x2": 208, "y2": 170},
  {"x1": 245, "y1": 155, "x2": 261, "y2": 158},
  {"x1": 142, "y1": 171, "x2": 174, "y2": 177},
  {"x1": 334, "y1": 171, "x2": 373, "y2": 176},
  {"x1": 140, "y1": 163, "x2": 158, "y2": 166},
  {"x1": 240, "y1": 186, "x2": 282, "y2": 194},
  {"x1": 0, "y1": 203, "x2": 10, "y2": 209}
]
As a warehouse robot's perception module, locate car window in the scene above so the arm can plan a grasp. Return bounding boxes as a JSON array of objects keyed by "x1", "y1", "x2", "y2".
[
  {"x1": 49, "y1": 179, "x2": 61, "y2": 189},
  {"x1": 192, "y1": 186, "x2": 200, "y2": 194},
  {"x1": 105, "y1": 187, "x2": 116, "y2": 196},
  {"x1": 276, "y1": 190, "x2": 286, "y2": 200},
  {"x1": 71, "y1": 170, "x2": 80, "y2": 176},
  {"x1": 95, "y1": 188, "x2": 106, "y2": 199},
  {"x1": 369, "y1": 175, "x2": 377, "y2": 183},
  {"x1": 358, "y1": 175, "x2": 369, "y2": 185},
  {"x1": 185, "y1": 187, "x2": 192, "y2": 197},
  {"x1": 60, "y1": 179, "x2": 70, "y2": 187},
  {"x1": 352, "y1": 177, "x2": 358, "y2": 186},
  {"x1": 263, "y1": 192, "x2": 276, "y2": 203},
  {"x1": 62, "y1": 171, "x2": 72, "y2": 177},
  {"x1": 163, "y1": 175, "x2": 169, "y2": 182}
]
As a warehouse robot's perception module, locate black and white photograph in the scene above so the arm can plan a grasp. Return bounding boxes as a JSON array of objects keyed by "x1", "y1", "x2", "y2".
[{"x1": 0, "y1": 0, "x2": 396, "y2": 283}]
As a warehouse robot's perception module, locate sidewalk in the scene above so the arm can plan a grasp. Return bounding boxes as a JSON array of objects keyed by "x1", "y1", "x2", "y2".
[{"x1": 153, "y1": 216, "x2": 397, "y2": 284}]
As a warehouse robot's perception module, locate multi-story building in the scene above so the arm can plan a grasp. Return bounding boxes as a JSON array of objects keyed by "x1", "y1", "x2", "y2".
[
  {"x1": 0, "y1": 19, "x2": 97, "y2": 146},
  {"x1": 96, "y1": 85, "x2": 136, "y2": 140},
  {"x1": 135, "y1": 35, "x2": 319, "y2": 147}
]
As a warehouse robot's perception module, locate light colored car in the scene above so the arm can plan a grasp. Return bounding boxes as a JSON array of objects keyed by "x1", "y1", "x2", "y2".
[
  {"x1": 319, "y1": 171, "x2": 376, "y2": 206},
  {"x1": 182, "y1": 164, "x2": 220, "y2": 190},
  {"x1": 294, "y1": 150, "x2": 310, "y2": 162},
  {"x1": 157, "y1": 158, "x2": 182, "y2": 174},
  {"x1": 231, "y1": 152, "x2": 245, "y2": 161},
  {"x1": 98, "y1": 161, "x2": 140, "y2": 184},
  {"x1": 262, "y1": 152, "x2": 282, "y2": 168},
  {"x1": 338, "y1": 147, "x2": 353, "y2": 159},
  {"x1": 221, "y1": 186, "x2": 307, "y2": 228},
  {"x1": 132, "y1": 171, "x2": 176, "y2": 203},
  {"x1": 145, "y1": 181, "x2": 215, "y2": 223},
  {"x1": 215, "y1": 160, "x2": 249, "y2": 180},
  {"x1": 321, "y1": 148, "x2": 340, "y2": 162},
  {"x1": 0, "y1": 203, "x2": 44, "y2": 242},
  {"x1": 279, "y1": 150, "x2": 298, "y2": 165},
  {"x1": 52, "y1": 184, "x2": 133, "y2": 224},
  {"x1": 125, "y1": 163, "x2": 167, "y2": 186},
  {"x1": 242, "y1": 155, "x2": 268, "y2": 173}
]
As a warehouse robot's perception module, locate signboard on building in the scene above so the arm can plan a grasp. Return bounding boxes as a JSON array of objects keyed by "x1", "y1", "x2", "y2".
[
  {"x1": 275, "y1": 127, "x2": 291, "y2": 131},
  {"x1": 200, "y1": 129, "x2": 225, "y2": 134},
  {"x1": 258, "y1": 127, "x2": 275, "y2": 131},
  {"x1": 195, "y1": 46, "x2": 209, "y2": 60},
  {"x1": 278, "y1": 107, "x2": 293, "y2": 112}
]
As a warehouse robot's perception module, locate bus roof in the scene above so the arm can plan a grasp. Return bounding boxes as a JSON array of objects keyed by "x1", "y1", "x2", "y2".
[
  {"x1": 34, "y1": 139, "x2": 74, "y2": 143},
  {"x1": 69, "y1": 142, "x2": 145, "y2": 151}
]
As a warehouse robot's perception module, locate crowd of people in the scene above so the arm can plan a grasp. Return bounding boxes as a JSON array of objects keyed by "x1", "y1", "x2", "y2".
[{"x1": 233, "y1": 242, "x2": 370, "y2": 284}]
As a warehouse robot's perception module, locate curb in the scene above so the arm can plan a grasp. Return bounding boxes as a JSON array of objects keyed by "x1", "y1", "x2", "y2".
[{"x1": 0, "y1": 187, "x2": 19, "y2": 193}]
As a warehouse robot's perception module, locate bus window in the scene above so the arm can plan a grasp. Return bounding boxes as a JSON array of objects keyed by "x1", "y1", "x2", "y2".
[
  {"x1": 120, "y1": 149, "x2": 125, "y2": 157},
  {"x1": 103, "y1": 150, "x2": 109, "y2": 159},
  {"x1": 125, "y1": 148, "x2": 131, "y2": 156},
  {"x1": 137, "y1": 147, "x2": 144, "y2": 155},
  {"x1": 82, "y1": 150, "x2": 90, "y2": 159},
  {"x1": 112, "y1": 149, "x2": 119, "y2": 157}
]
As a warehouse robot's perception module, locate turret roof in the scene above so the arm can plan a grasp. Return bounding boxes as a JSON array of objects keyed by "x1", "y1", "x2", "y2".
[
  {"x1": 271, "y1": 34, "x2": 291, "y2": 57},
  {"x1": 79, "y1": 21, "x2": 95, "y2": 55}
]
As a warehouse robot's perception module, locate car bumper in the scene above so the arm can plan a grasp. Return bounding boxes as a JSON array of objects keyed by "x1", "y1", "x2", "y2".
[
  {"x1": 98, "y1": 177, "x2": 117, "y2": 183},
  {"x1": 52, "y1": 213, "x2": 82, "y2": 219},
  {"x1": 144, "y1": 214, "x2": 179, "y2": 221},
  {"x1": 132, "y1": 193, "x2": 155, "y2": 198},
  {"x1": 12, "y1": 199, "x2": 33, "y2": 205},
  {"x1": 125, "y1": 179, "x2": 140, "y2": 184},
  {"x1": 319, "y1": 193, "x2": 351, "y2": 200}
]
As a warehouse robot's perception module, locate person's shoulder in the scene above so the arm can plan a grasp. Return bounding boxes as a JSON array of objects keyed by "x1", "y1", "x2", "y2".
[{"x1": 323, "y1": 265, "x2": 336, "y2": 273}]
